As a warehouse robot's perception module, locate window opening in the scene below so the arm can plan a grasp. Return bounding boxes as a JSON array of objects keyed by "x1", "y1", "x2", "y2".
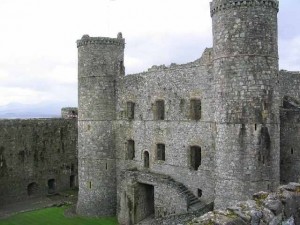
[
  {"x1": 155, "y1": 100, "x2": 165, "y2": 120},
  {"x1": 197, "y1": 189, "x2": 202, "y2": 198},
  {"x1": 127, "y1": 101, "x2": 135, "y2": 120},
  {"x1": 127, "y1": 140, "x2": 135, "y2": 160},
  {"x1": 70, "y1": 175, "x2": 75, "y2": 188},
  {"x1": 156, "y1": 144, "x2": 165, "y2": 161},
  {"x1": 144, "y1": 151, "x2": 150, "y2": 168},
  {"x1": 190, "y1": 99, "x2": 201, "y2": 120},
  {"x1": 190, "y1": 146, "x2": 201, "y2": 170}
]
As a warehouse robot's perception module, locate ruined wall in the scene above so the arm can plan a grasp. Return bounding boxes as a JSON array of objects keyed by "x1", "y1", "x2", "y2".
[
  {"x1": 115, "y1": 48, "x2": 216, "y2": 218},
  {"x1": 0, "y1": 118, "x2": 78, "y2": 204}
]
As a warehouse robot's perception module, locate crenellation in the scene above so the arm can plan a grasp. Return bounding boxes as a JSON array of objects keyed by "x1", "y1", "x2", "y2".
[
  {"x1": 210, "y1": 0, "x2": 279, "y2": 17},
  {"x1": 77, "y1": 35, "x2": 125, "y2": 48}
]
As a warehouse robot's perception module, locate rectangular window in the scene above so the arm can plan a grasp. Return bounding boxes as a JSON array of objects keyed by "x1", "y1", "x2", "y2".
[
  {"x1": 127, "y1": 102, "x2": 135, "y2": 120},
  {"x1": 155, "y1": 100, "x2": 165, "y2": 120},
  {"x1": 127, "y1": 140, "x2": 135, "y2": 160},
  {"x1": 190, "y1": 146, "x2": 201, "y2": 170},
  {"x1": 190, "y1": 99, "x2": 201, "y2": 120},
  {"x1": 156, "y1": 144, "x2": 165, "y2": 161}
]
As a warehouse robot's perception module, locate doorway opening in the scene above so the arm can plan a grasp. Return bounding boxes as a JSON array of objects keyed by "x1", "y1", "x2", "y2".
[{"x1": 48, "y1": 179, "x2": 56, "y2": 194}]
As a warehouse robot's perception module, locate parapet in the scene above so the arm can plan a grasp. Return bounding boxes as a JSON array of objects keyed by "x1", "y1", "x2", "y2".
[
  {"x1": 61, "y1": 107, "x2": 78, "y2": 119},
  {"x1": 210, "y1": 0, "x2": 279, "y2": 17},
  {"x1": 77, "y1": 33, "x2": 125, "y2": 48}
]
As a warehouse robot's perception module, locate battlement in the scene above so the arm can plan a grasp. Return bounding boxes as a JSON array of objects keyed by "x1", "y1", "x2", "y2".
[
  {"x1": 77, "y1": 32, "x2": 125, "y2": 48},
  {"x1": 210, "y1": 0, "x2": 279, "y2": 17}
]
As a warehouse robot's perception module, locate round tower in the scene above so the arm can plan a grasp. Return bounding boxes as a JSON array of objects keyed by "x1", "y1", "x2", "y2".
[
  {"x1": 76, "y1": 34, "x2": 125, "y2": 216},
  {"x1": 211, "y1": 0, "x2": 280, "y2": 208}
]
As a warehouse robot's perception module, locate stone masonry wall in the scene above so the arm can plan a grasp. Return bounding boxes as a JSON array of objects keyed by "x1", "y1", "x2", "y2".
[
  {"x1": 211, "y1": 0, "x2": 280, "y2": 208},
  {"x1": 279, "y1": 70, "x2": 300, "y2": 102},
  {"x1": 0, "y1": 118, "x2": 78, "y2": 205},
  {"x1": 115, "y1": 48, "x2": 216, "y2": 218},
  {"x1": 279, "y1": 71, "x2": 300, "y2": 184},
  {"x1": 280, "y1": 109, "x2": 300, "y2": 184}
]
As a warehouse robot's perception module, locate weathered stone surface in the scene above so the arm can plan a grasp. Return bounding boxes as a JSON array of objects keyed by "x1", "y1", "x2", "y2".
[
  {"x1": 188, "y1": 183, "x2": 300, "y2": 225},
  {"x1": 0, "y1": 117, "x2": 78, "y2": 204}
]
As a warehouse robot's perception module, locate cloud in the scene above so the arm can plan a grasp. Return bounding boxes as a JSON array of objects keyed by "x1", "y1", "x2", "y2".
[
  {"x1": 279, "y1": 35, "x2": 300, "y2": 71},
  {"x1": 0, "y1": 0, "x2": 299, "y2": 116}
]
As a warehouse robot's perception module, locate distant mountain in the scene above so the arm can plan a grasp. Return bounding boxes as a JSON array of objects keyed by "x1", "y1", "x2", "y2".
[{"x1": 0, "y1": 102, "x2": 77, "y2": 119}]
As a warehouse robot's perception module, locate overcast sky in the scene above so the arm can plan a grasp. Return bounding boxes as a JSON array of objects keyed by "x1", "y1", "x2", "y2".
[{"x1": 0, "y1": 0, "x2": 299, "y2": 114}]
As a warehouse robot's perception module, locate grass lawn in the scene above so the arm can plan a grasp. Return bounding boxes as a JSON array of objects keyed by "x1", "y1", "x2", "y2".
[{"x1": 0, "y1": 207, "x2": 118, "y2": 225}]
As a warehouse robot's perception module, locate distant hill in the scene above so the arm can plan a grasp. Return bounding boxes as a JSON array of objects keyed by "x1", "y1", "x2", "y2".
[{"x1": 0, "y1": 102, "x2": 77, "y2": 119}]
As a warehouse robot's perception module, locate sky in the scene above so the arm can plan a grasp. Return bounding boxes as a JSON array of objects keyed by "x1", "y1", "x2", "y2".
[{"x1": 0, "y1": 0, "x2": 299, "y2": 117}]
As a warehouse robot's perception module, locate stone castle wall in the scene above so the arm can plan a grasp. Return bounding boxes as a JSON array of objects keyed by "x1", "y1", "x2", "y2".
[
  {"x1": 115, "y1": 48, "x2": 216, "y2": 206},
  {"x1": 0, "y1": 118, "x2": 77, "y2": 204},
  {"x1": 211, "y1": 0, "x2": 280, "y2": 208}
]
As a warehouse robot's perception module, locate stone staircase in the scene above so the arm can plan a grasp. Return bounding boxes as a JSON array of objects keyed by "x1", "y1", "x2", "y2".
[
  {"x1": 126, "y1": 170, "x2": 213, "y2": 217},
  {"x1": 166, "y1": 177, "x2": 201, "y2": 210},
  {"x1": 130, "y1": 170, "x2": 213, "y2": 225}
]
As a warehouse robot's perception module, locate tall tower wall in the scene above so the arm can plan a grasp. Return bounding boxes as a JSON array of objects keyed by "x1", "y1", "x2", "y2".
[
  {"x1": 76, "y1": 34, "x2": 125, "y2": 216},
  {"x1": 211, "y1": 0, "x2": 280, "y2": 208}
]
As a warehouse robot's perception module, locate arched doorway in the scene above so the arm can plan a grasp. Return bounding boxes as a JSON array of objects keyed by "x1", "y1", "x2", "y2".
[
  {"x1": 27, "y1": 182, "x2": 39, "y2": 196},
  {"x1": 144, "y1": 151, "x2": 149, "y2": 168},
  {"x1": 48, "y1": 179, "x2": 56, "y2": 194}
]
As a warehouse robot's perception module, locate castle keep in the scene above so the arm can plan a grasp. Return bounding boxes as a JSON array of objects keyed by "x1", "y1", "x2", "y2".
[{"x1": 74, "y1": 0, "x2": 300, "y2": 223}]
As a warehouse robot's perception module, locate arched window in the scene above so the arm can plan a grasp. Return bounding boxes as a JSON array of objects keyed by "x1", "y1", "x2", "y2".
[
  {"x1": 27, "y1": 182, "x2": 39, "y2": 196},
  {"x1": 144, "y1": 151, "x2": 150, "y2": 168},
  {"x1": 190, "y1": 146, "x2": 201, "y2": 170}
]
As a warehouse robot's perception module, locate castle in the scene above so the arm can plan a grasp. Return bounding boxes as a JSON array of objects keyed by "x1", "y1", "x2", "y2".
[
  {"x1": 75, "y1": 0, "x2": 300, "y2": 224},
  {"x1": 1, "y1": 0, "x2": 300, "y2": 224}
]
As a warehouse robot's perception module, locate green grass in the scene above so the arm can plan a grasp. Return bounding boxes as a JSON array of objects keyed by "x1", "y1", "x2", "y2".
[{"x1": 0, "y1": 207, "x2": 118, "y2": 225}]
